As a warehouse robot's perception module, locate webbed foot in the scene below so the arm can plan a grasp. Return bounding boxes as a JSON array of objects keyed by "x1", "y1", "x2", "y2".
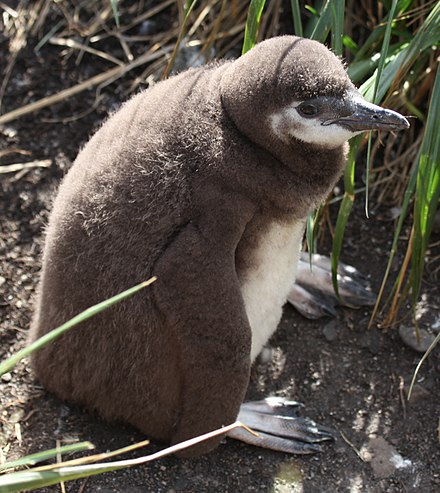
[
  {"x1": 227, "y1": 397, "x2": 335, "y2": 454},
  {"x1": 287, "y1": 253, "x2": 376, "y2": 319}
]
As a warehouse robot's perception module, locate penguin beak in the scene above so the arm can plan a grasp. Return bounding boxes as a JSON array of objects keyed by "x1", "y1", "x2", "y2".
[{"x1": 324, "y1": 96, "x2": 410, "y2": 132}]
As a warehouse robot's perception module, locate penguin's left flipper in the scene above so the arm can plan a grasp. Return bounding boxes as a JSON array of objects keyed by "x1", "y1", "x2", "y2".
[
  {"x1": 227, "y1": 398, "x2": 335, "y2": 454},
  {"x1": 153, "y1": 220, "x2": 252, "y2": 457},
  {"x1": 287, "y1": 283, "x2": 337, "y2": 319}
]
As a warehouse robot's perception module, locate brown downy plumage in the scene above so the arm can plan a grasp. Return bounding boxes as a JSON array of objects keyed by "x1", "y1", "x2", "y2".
[{"x1": 30, "y1": 36, "x2": 408, "y2": 457}]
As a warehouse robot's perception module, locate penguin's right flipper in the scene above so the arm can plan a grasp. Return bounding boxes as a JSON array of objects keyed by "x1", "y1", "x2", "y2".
[{"x1": 227, "y1": 398, "x2": 335, "y2": 454}]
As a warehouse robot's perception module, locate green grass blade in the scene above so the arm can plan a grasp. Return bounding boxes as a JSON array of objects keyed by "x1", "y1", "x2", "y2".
[
  {"x1": 352, "y1": 0, "x2": 412, "y2": 63},
  {"x1": 363, "y1": 0, "x2": 399, "y2": 216},
  {"x1": 34, "y1": 20, "x2": 64, "y2": 52},
  {"x1": 410, "y1": 65, "x2": 440, "y2": 304},
  {"x1": 330, "y1": 0, "x2": 345, "y2": 56},
  {"x1": 368, "y1": 0, "x2": 400, "y2": 104},
  {"x1": 331, "y1": 195, "x2": 354, "y2": 298},
  {"x1": 290, "y1": 0, "x2": 303, "y2": 37},
  {"x1": 306, "y1": 212, "x2": 314, "y2": 259},
  {"x1": 353, "y1": 24, "x2": 387, "y2": 62},
  {"x1": 308, "y1": 0, "x2": 332, "y2": 42},
  {"x1": 364, "y1": 133, "x2": 374, "y2": 218},
  {"x1": 305, "y1": 203, "x2": 324, "y2": 263},
  {"x1": 360, "y1": 2, "x2": 440, "y2": 102},
  {"x1": 109, "y1": 0, "x2": 120, "y2": 28},
  {"x1": 0, "y1": 443, "x2": 94, "y2": 472},
  {"x1": 347, "y1": 53, "x2": 381, "y2": 84},
  {"x1": 0, "y1": 277, "x2": 156, "y2": 377},
  {"x1": 342, "y1": 34, "x2": 358, "y2": 55},
  {"x1": 30, "y1": 440, "x2": 151, "y2": 472},
  {"x1": 242, "y1": 0, "x2": 267, "y2": 55},
  {"x1": 0, "y1": 466, "x2": 127, "y2": 492},
  {"x1": 331, "y1": 136, "x2": 362, "y2": 297}
]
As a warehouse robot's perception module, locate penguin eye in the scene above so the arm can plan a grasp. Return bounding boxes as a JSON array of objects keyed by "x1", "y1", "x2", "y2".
[{"x1": 298, "y1": 103, "x2": 319, "y2": 118}]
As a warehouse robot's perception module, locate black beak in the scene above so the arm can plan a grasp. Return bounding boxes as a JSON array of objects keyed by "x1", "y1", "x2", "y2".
[{"x1": 323, "y1": 96, "x2": 410, "y2": 132}]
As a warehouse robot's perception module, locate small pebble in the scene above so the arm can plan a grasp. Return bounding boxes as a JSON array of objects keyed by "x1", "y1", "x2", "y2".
[
  {"x1": 360, "y1": 329, "x2": 383, "y2": 355},
  {"x1": 1, "y1": 372, "x2": 12, "y2": 382},
  {"x1": 258, "y1": 346, "x2": 275, "y2": 364},
  {"x1": 138, "y1": 20, "x2": 155, "y2": 35},
  {"x1": 431, "y1": 316, "x2": 440, "y2": 333},
  {"x1": 1, "y1": 126, "x2": 18, "y2": 138},
  {"x1": 322, "y1": 319, "x2": 339, "y2": 342},
  {"x1": 399, "y1": 325, "x2": 435, "y2": 353}
]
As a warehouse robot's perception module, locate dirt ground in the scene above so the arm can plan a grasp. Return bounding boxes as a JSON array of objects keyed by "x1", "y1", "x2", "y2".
[{"x1": 1, "y1": 25, "x2": 440, "y2": 493}]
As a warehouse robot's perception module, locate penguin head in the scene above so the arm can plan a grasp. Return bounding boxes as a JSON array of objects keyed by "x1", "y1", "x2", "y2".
[{"x1": 220, "y1": 36, "x2": 409, "y2": 150}]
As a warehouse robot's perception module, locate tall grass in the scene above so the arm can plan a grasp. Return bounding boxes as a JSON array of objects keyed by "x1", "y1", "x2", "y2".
[{"x1": 286, "y1": 1, "x2": 439, "y2": 323}]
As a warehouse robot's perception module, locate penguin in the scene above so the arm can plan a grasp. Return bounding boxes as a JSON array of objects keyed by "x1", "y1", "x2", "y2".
[{"x1": 30, "y1": 36, "x2": 409, "y2": 457}]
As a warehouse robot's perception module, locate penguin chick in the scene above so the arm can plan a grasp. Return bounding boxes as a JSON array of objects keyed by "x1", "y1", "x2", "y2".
[{"x1": 30, "y1": 36, "x2": 409, "y2": 457}]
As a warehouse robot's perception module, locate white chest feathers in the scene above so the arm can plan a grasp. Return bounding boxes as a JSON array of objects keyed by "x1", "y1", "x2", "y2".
[{"x1": 239, "y1": 219, "x2": 305, "y2": 361}]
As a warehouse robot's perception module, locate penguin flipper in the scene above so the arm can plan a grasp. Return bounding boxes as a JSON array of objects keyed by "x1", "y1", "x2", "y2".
[
  {"x1": 154, "y1": 223, "x2": 252, "y2": 457},
  {"x1": 287, "y1": 283, "x2": 337, "y2": 319},
  {"x1": 228, "y1": 398, "x2": 335, "y2": 454},
  {"x1": 287, "y1": 254, "x2": 376, "y2": 318}
]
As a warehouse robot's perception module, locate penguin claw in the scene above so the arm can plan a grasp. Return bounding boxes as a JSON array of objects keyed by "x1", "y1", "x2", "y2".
[
  {"x1": 227, "y1": 398, "x2": 335, "y2": 454},
  {"x1": 287, "y1": 253, "x2": 376, "y2": 319}
]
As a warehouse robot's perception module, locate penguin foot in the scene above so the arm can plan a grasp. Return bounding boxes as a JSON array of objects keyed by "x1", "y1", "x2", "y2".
[
  {"x1": 227, "y1": 397, "x2": 335, "y2": 454},
  {"x1": 287, "y1": 253, "x2": 376, "y2": 319}
]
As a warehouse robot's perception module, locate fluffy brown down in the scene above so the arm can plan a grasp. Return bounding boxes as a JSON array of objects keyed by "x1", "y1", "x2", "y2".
[{"x1": 30, "y1": 36, "x2": 350, "y2": 456}]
